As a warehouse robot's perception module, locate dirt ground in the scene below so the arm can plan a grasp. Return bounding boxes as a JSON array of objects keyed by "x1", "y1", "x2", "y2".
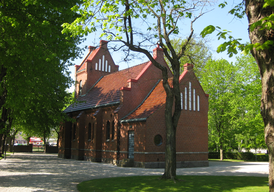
[{"x1": 0, "y1": 152, "x2": 269, "y2": 192}]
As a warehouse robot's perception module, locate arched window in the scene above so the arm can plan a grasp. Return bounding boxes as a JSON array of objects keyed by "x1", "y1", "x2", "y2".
[
  {"x1": 79, "y1": 80, "x2": 82, "y2": 95},
  {"x1": 111, "y1": 120, "x2": 115, "y2": 140},
  {"x1": 106, "y1": 121, "x2": 110, "y2": 140},
  {"x1": 88, "y1": 123, "x2": 91, "y2": 140}
]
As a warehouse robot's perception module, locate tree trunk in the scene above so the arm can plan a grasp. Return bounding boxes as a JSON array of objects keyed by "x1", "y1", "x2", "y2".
[
  {"x1": 43, "y1": 132, "x2": 46, "y2": 153},
  {"x1": 245, "y1": 0, "x2": 274, "y2": 190},
  {"x1": 162, "y1": 91, "x2": 176, "y2": 179},
  {"x1": 220, "y1": 148, "x2": 223, "y2": 161}
]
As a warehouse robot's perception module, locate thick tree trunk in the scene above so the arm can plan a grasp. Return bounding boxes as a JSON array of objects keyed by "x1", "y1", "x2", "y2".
[
  {"x1": 161, "y1": 59, "x2": 181, "y2": 179},
  {"x1": 162, "y1": 92, "x2": 177, "y2": 179},
  {"x1": 245, "y1": 0, "x2": 274, "y2": 190}
]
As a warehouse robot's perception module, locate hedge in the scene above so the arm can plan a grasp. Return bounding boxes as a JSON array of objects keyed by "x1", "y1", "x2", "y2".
[{"x1": 208, "y1": 152, "x2": 268, "y2": 161}]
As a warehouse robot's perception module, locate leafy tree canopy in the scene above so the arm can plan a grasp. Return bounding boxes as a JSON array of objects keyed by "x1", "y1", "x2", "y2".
[{"x1": 0, "y1": 0, "x2": 83, "y2": 135}]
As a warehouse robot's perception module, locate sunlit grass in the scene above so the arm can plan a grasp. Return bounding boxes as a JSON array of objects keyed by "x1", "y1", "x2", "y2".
[{"x1": 77, "y1": 176, "x2": 268, "y2": 192}]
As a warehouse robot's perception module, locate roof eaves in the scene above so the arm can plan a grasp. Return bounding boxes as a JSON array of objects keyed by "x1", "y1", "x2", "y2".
[
  {"x1": 120, "y1": 118, "x2": 147, "y2": 123},
  {"x1": 65, "y1": 101, "x2": 120, "y2": 114},
  {"x1": 76, "y1": 69, "x2": 86, "y2": 74}
]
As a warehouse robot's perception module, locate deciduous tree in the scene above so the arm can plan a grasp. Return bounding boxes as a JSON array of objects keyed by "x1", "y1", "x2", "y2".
[
  {"x1": 0, "y1": 0, "x2": 83, "y2": 154},
  {"x1": 63, "y1": 0, "x2": 213, "y2": 179},
  {"x1": 201, "y1": 0, "x2": 274, "y2": 189},
  {"x1": 201, "y1": 55, "x2": 264, "y2": 159}
]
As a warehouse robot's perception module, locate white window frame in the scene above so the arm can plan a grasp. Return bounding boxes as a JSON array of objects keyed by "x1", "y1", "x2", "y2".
[
  {"x1": 193, "y1": 89, "x2": 196, "y2": 111},
  {"x1": 185, "y1": 87, "x2": 187, "y2": 110},
  {"x1": 189, "y1": 82, "x2": 192, "y2": 111}
]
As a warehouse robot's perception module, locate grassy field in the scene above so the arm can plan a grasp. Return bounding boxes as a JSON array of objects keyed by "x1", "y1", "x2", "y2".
[{"x1": 77, "y1": 175, "x2": 268, "y2": 192}]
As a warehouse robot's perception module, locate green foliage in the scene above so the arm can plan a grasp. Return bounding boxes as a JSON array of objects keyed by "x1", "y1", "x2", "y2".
[
  {"x1": 165, "y1": 38, "x2": 212, "y2": 78},
  {"x1": 77, "y1": 176, "x2": 268, "y2": 192},
  {"x1": 209, "y1": 152, "x2": 269, "y2": 161},
  {"x1": 0, "y1": 0, "x2": 83, "y2": 138},
  {"x1": 200, "y1": 55, "x2": 265, "y2": 153},
  {"x1": 201, "y1": 0, "x2": 274, "y2": 57}
]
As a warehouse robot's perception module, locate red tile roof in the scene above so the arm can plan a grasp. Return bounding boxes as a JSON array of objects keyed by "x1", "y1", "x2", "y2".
[
  {"x1": 64, "y1": 62, "x2": 149, "y2": 113},
  {"x1": 122, "y1": 80, "x2": 166, "y2": 121}
]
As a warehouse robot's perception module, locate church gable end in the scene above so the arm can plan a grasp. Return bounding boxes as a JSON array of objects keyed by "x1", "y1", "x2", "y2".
[{"x1": 75, "y1": 40, "x2": 119, "y2": 98}]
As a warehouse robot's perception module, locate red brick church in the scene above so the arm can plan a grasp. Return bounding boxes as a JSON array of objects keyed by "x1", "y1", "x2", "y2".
[{"x1": 58, "y1": 40, "x2": 209, "y2": 168}]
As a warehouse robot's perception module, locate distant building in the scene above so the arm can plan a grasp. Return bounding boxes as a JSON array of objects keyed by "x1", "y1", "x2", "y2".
[
  {"x1": 14, "y1": 132, "x2": 27, "y2": 145},
  {"x1": 29, "y1": 137, "x2": 43, "y2": 146},
  {"x1": 58, "y1": 40, "x2": 209, "y2": 168}
]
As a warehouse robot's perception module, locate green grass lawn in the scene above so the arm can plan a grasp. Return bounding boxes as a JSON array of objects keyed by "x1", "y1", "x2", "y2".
[
  {"x1": 77, "y1": 176, "x2": 268, "y2": 192},
  {"x1": 209, "y1": 159, "x2": 247, "y2": 162}
]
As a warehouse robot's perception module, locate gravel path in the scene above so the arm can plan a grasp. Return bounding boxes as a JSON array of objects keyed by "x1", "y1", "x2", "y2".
[{"x1": 0, "y1": 152, "x2": 269, "y2": 192}]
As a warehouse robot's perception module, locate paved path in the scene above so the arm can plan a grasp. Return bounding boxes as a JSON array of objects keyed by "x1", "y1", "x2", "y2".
[{"x1": 0, "y1": 153, "x2": 269, "y2": 192}]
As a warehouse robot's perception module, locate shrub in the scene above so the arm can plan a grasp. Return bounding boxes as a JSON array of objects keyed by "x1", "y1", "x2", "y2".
[{"x1": 208, "y1": 152, "x2": 268, "y2": 161}]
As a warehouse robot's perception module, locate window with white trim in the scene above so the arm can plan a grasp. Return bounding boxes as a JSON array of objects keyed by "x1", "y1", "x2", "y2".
[
  {"x1": 185, "y1": 87, "x2": 187, "y2": 110},
  {"x1": 193, "y1": 89, "x2": 196, "y2": 111},
  {"x1": 197, "y1": 95, "x2": 200, "y2": 111},
  {"x1": 105, "y1": 58, "x2": 108, "y2": 72},
  {"x1": 189, "y1": 82, "x2": 191, "y2": 111},
  {"x1": 180, "y1": 92, "x2": 183, "y2": 110},
  {"x1": 108, "y1": 63, "x2": 111, "y2": 72},
  {"x1": 95, "y1": 63, "x2": 98, "y2": 70},
  {"x1": 99, "y1": 59, "x2": 101, "y2": 71},
  {"x1": 102, "y1": 56, "x2": 104, "y2": 71}
]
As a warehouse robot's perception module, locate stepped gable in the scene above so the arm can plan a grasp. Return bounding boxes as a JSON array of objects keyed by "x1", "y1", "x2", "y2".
[{"x1": 64, "y1": 62, "x2": 148, "y2": 113}]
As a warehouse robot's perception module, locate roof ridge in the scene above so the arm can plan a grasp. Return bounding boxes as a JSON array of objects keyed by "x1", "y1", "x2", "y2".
[{"x1": 101, "y1": 61, "x2": 149, "y2": 78}]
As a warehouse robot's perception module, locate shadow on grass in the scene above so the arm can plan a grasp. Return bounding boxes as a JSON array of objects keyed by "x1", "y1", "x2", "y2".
[{"x1": 77, "y1": 176, "x2": 268, "y2": 192}]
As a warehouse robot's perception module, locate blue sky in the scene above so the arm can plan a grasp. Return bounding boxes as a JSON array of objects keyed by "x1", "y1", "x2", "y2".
[{"x1": 68, "y1": 0, "x2": 249, "y2": 92}]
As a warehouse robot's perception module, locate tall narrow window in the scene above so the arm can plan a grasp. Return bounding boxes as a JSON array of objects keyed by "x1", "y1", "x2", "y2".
[
  {"x1": 185, "y1": 87, "x2": 187, "y2": 110},
  {"x1": 193, "y1": 89, "x2": 196, "y2": 111},
  {"x1": 79, "y1": 80, "x2": 82, "y2": 95},
  {"x1": 88, "y1": 123, "x2": 91, "y2": 140},
  {"x1": 95, "y1": 63, "x2": 98, "y2": 70},
  {"x1": 99, "y1": 59, "x2": 101, "y2": 71},
  {"x1": 189, "y1": 82, "x2": 192, "y2": 111},
  {"x1": 105, "y1": 58, "x2": 108, "y2": 72},
  {"x1": 197, "y1": 95, "x2": 200, "y2": 111},
  {"x1": 180, "y1": 92, "x2": 183, "y2": 110},
  {"x1": 108, "y1": 63, "x2": 111, "y2": 72},
  {"x1": 102, "y1": 56, "x2": 104, "y2": 71},
  {"x1": 106, "y1": 121, "x2": 110, "y2": 140},
  {"x1": 111, "y1": 120, "x2": 115, "y2": 140}
]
